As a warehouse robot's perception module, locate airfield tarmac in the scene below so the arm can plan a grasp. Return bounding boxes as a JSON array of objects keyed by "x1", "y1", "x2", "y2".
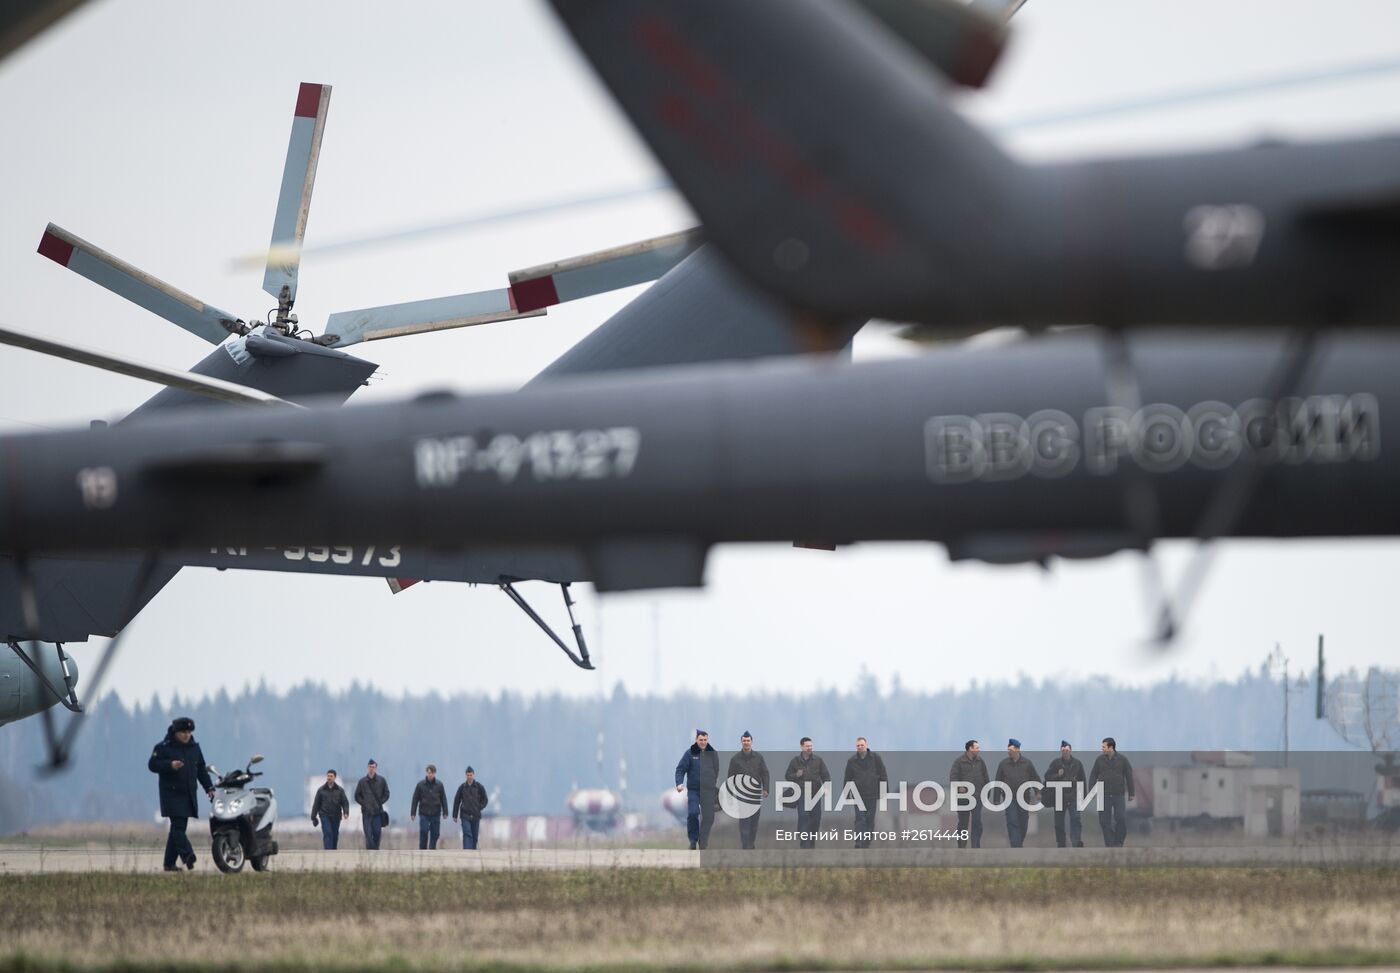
[{"x1": 2, "y1": 842, "x2": 1398, "y2": 872}]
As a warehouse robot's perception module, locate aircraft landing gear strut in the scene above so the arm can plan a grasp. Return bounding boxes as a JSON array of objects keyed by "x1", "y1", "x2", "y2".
[
  {"x1": 7, "y1": 552, "x2": 163, "y2": 773},
  {"x1": 500, "y1": 582, "x2": 595, "y2": 670},
  {"x1": 6, "y1": 640, "x2": 82, "y2": 713},
  {"x1": 1098, "y1": 325, "x2": 1318, "y2": 645}
]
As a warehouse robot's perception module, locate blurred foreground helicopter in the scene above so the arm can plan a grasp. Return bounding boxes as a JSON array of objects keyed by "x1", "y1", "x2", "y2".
[
  {"x1": 552, "y1": 0, "x2": 1400, "y2": 334},
  {"x1": 7, "y1": 0, "x2": 1400, "y2": 760}
]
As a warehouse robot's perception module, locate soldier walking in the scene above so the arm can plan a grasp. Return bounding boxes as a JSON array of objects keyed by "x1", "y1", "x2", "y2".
[
  {"x1": 452, "y1": 767, "x2": 489, "y2": 850},
  {"x1": 1088, "y1": 737, "x2": 1135, "y2": 847},
  {"x1": 310, "y1": 769, "x2": 350, "y2": 850},
  {"x1": 354, "y1": 759, "x2": 390, "y2": 850},
  {"x1": 842, "y1": 737, "x2": 888, "y2": 848},
  {"x1": 410, "y1": 764, "x2": 449, "y2": 850},
  {"x1": 995, "y1": 738, "x2": 1041, "y2": 848},
  {"x1": 726, "y1": 731, "x2": 770, "y2": 850},
  {"x1": 147, "y1": 716, "x2": 214, "y2": 872},
  {"x1": 784, "y1": 736, "x2": 831, "y2": 849},
  {"x1": 950, "y1": 740, "x2": 989, "y2": 849},
  {"x1": 674, "y1": 729, "x2": 720, "y2": 850},
  {"x1": 1044, "y1": 741, "x2": 1086, "y2": 847}
]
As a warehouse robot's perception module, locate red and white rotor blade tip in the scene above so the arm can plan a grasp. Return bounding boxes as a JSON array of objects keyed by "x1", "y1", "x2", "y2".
[
  {"x1": 38, "y1": 224, "x2": 243, "y2": 345},
  {"x1": 507, "y1": 227, "x2": 703, "y2": 312},
  {"x1": 322, "y1": 289, "x2": 545, "y2": 346},
  {"x1": 263, "y1": 82, "x2": 331, "y2": 304}
]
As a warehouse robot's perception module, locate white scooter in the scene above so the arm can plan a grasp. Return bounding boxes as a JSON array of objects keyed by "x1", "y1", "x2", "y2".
[{"x1": 207, "y1": 754, "x2": 279, "y2": 873}]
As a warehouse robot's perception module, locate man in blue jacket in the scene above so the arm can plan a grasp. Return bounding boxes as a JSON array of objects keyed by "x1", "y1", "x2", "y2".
[
  {"x1": 147, "y1": 716, "x2": 214, "y2": 872},
  {"x1": 674, "y1": 729, "x2": 720, "y2": 850}
]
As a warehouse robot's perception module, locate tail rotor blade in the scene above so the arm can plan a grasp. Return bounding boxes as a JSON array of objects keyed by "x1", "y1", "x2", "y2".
[
  {"x1": 0, "y1": 322, "x2": 296, "y2": 407},
  {"x1": 38, "y1": 224, "x2": 244, "y2": 344},
  {"x1": 263, "y1": 82, "x2": 331, "y2": 304}
]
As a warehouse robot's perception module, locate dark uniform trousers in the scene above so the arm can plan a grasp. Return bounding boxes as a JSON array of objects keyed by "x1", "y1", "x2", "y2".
[
  {"x1": 1054, "y1": 806, "x2": 1082, "y2": 847},
  {"x1": 164, "y1": 817, "x2": 193, "y2": 869},
  {"x1": 957, "y1": 804, "x2": 983, "y2": 848},
  {"x1": 738, "y1": 810, "x2": 762, "y2": 849},
  {"x1": 687, "y1": 787, "x2": 718, "y2": 849}
]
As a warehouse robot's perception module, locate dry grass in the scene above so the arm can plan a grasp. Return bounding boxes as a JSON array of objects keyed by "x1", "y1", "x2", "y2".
[{"x1": 1, "y1": 867, "x2": 1399, "y2": 971}]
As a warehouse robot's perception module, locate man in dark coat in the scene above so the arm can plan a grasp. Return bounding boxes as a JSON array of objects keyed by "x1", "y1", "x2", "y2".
[
  {"x1": 843, "y1": 737, "x2": 888, "y2": 848},
  {"x1": 674, "y1": 729, "x2": 720, "y2": 849},
  {"x1": 354, "y1": 759, "x2": 390, "y2": 850},
  {"x1": 147, "y1": 716, "x2": 214, "y2": 872},
  {"x1": 310, "y1": 769, "x2": 350, "y2": 850},
  {"x1": 1088, "y1": 736, "x2": 1135, "y2": 847},
  {"x1": 452, "y1": 766, "x2": 489, "y2": 850},
  {"x1": 950, "y1": 739, "x2": 989, "y2": 849},
  {"x1": 995, "y1": 738, "x2": 1041, "y2": 848},
  {"x1": 1044, "y1": 740, "x2": 1087, "y2": 848},
  {"x1": 784, "y1": 736, "x2": 831, "y2": 849},
  {"x1": 726, "y1": 731, "x2": 770, "y2": 850},
  {"x1": 410, "y1": 763, "x2": 449, "y2": 850}
]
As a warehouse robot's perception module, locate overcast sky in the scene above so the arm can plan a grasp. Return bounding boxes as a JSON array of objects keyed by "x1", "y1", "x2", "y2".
[{"x1": 3, "y1": 1, "x2": 1400, "y2": 706}]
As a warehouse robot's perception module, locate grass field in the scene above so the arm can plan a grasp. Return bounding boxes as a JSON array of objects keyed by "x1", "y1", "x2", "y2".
[{"x1": 1, "y1": 867, "x2": 1399, "y2": 972}]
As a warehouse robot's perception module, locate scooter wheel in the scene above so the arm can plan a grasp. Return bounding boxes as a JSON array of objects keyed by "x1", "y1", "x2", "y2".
[
  {"x1": 250, "y1": 855, "x2": 270, "y2": 872},
  {"x1": 212, "y1": 832, "x2": 245, "y2": 873}
]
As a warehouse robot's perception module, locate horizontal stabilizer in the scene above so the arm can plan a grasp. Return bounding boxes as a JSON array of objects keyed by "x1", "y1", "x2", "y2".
[
  {"x1": 852, "y1": 0, "x2": 1006, "y2": 88},
  {"x1": 0, "y1": 323, "x2": 295, "y2": 407},
  {"x1": 586, "y1": 537, "x2": 707, "y2": 592},
  {"x1": 508, "y1": 228, "x2": 704, "y2": 312},
  {"x1": 143, "y1": 441, "x2": 327, "y2": 485},
  {"x1": 38, "y1": 224, "x2": 243, "y2": 344},
  {"x1": 322, "y1": 289, "x2": 546, "y2": 346}
]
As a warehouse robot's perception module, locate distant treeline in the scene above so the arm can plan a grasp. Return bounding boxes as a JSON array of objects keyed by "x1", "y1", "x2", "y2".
[{"x1": 0, "y1": 667, "x2": 1363, "y2": 834}]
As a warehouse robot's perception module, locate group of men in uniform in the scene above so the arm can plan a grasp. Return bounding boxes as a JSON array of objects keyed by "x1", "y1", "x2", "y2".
[
  {"x1": 309, "y1": 759, "x2": 491, "y2": 850},
  {"x1": 951, "y1": 737, "x2": 1136, "y2": 848},
  {"x1": 672, "y1": 730, "x2": 1135, "y2": 850},
  {"x1": 674, "y1": 729, "x2": 889, "y2": 850}
]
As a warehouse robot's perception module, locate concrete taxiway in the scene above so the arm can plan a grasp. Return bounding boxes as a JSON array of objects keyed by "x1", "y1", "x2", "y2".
[{"x1": 1, "y1": 843, "x2": 1397, "y2": 873}]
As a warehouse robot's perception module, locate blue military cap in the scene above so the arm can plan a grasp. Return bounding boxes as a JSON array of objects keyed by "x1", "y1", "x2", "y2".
[
  {"x1": 740, "y1": 730, "x2": 752, "y2": 739},
  {"x1": 466, "y1": 765, "x2": 475, "y2": 773},
  {"x1": 1060, "y1": 739, "x2": 1072, "y2": 748},
  {"x1": 1008, "y1": 738, "x2": 1021, "y2": 748}
]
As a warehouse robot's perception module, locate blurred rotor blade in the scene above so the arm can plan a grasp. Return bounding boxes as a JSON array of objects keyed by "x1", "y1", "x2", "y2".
[
  {"x1": 240, "y1": 59, "x2": 1400, "y2": 272},
  {"x1": 994, "y1": 56, "x2": 1400, "y2": 133},
  {"x1": 323, "y1": 289, "x2": 544, "y2": 346},
  {"x1": 0, "y1": 323, "x2": 296, "y2": 407},
  {"x1": 508, "y1": 227, "x2": 703, "y2": 312},
  {"x1": 232, "y1": 179, "x2": 677, "y2": 269},
  {"x1": 38, "y1": 224, "x2": 244, "y2": 344},
  {"x1": 263, "y1": 82, "x2": 331, "y2": 304}
]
